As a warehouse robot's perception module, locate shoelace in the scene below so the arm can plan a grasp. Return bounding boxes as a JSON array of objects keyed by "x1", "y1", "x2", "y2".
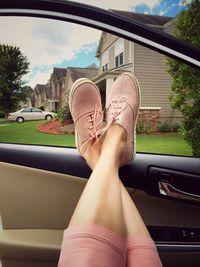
[
  {"x1": 80, "y1": 97, "x2": 127, "y2": 155},
  {"x1": 80, "y1": 104, "x2": 103, "y2": 154},
  {"x1": 99, "y1": 96, "x2": 128, "y2": 136}
]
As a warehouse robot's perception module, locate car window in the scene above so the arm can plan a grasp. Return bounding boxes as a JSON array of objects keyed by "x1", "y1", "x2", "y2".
[
  {"x1": 21, "y1": 108, "x2": 32, "y2": 113},
  {"x1": 0, "y1": 10, "x2": 199, "y2": 158},
  {"x1": 32, "y1": 108, "x2": 42, "y2": 112}
]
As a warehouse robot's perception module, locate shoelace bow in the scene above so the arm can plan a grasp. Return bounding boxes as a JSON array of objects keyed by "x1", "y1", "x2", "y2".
[
  {"x1": 80, "y1": 104, "x2": 103, "y2": 154},
  {"x1": 99, "y1": 96, "x2": 128, "y2": 136},
  {"x1": 81, "y1": 97, "x2": 127, "y2": 155}
]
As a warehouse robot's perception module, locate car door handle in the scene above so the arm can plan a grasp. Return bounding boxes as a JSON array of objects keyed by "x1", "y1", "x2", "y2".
[{"x1": 158, "y1": 181, "x2": 200, "y2": 203}]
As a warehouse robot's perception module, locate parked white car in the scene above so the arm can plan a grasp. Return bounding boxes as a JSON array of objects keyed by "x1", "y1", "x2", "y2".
[{"x1": 8, "y1": 107, "x2": 57, "y2": 123}]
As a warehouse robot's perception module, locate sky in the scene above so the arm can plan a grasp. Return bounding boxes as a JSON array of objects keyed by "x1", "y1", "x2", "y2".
[{"x1": 0, "y1": 0, "x2": 187, "y2": 88}]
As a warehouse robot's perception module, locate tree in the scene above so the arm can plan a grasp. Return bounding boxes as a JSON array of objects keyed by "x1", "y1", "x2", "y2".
[
  {"x1": 0, "y1": 44, "x2": 30, "y2": 116},
  {"x1": 166, "y1": 0, "x2": 200, "y2": 156}
]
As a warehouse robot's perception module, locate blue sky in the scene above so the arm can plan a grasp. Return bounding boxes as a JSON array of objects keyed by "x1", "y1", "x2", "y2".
[{"x1": 0, "y1": 0, "x2": 187, "y2": 87}]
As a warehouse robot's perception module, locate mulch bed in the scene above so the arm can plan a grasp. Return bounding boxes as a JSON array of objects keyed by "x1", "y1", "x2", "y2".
[
  {"x1": 37, "y1": 120, "x2": 177, "y2": 136},
  {"x1": 37, "y1": 120, "x2": 64, "y2": 135}
]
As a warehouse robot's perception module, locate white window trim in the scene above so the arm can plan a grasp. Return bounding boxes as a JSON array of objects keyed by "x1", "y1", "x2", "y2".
[{"x1": 114, "y1": 38, "x2": 124, "y2": 68}]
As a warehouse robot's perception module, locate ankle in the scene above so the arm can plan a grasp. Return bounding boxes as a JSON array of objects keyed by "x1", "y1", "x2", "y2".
[
  {"x1": 84, "y1": 139, "x2": 102, "y2": 170},
  {"x1": 101, "y1": 125, "x2": 127, "y2": 167}
]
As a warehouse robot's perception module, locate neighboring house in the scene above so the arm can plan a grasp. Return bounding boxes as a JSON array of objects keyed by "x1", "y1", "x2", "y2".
[
  {"x1": 49, "y1": 67, "x2": 67, "y2": 111},
  {"x1": 31, "y1": 68, "x2": 67, "y2": 111},
  {"x1": 93, "y1": 10, "x2": 180, "y2": 130},
  {"x1": 31, "y1": 66, "x2": 97, "y2": 111},
  {"x1": 32, "y1": 84, "x2": 49, "y2": 109},
  {"x1": 63, "y1": 64, "x2": 98, "y2": 107}
]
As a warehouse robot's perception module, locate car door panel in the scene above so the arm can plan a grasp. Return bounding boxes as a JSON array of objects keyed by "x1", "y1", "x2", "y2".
[
  {"x1": 0, "y1": 1, "x2": 200, "y2": 267},
  {"x1": 0, "y1": 160, "x2": 133, "y2": 267},
  {"x1": 0, "y1": 144, "x2": 200, "y2": 267},
  {"x1": 0, "y1": 161, "x2": 86, "y2": 267}
]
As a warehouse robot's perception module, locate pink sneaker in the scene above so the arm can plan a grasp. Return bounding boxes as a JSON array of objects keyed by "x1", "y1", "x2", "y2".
[
  {"x1": 69, "y1": 78, "x2": 103, "y2": 156},
  {"x1": 106, "y1": 72, "x2": 141, "y2": 166}
]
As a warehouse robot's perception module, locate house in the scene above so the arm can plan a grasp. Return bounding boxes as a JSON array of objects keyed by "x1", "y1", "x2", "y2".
[
  {"x1": 48, "y1": 67, "x2": 67, "y2": 111},
  {"x1": 31, "y1": 65, "x2": 98, "y2": 111},
  {"x1": 33, "y1": 84, "x2": 49, "y2": 109},
  {"x1": 63, "y1": 64, "x2": 99, "y2": 107},
  {"x1": 93, "y1": 10, "x2": 180, "y2": 130},
  {"x1": 31, "y1": 68, "x2": 67, "y2": 111}
]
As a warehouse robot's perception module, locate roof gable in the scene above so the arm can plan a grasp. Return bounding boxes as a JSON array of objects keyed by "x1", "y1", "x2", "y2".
[
  {"x1": 68, "y1": 66, "x2": 98, "y2": 82},
  {"x1": 110, "y1": 10, "x2": 173, "y2": 26},
  {"x1": 53, "y1": 67, "x2": 67, "y2": 81}
]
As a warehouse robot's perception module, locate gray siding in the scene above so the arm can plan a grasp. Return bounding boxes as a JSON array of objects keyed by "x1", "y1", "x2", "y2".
[
  {"x1": 134, "y1": 43, "x2": 181, "y2": 121},
  {"x1": 124, "y1": 39, "x2": 130, "y2": 64},
  {"x1": 109, "y1": 46, "x2": 114, "y2": 69}
]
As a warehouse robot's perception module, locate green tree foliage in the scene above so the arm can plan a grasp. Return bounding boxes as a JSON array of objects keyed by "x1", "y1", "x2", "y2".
[
  {"x1": 166, "y1": 0, "x2": 200, "y2": 156},
  {"x1": 0, "y1": 44, "x2": 30, "y2": 116}
]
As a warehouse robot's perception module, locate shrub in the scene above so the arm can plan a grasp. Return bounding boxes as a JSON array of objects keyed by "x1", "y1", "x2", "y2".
[
  {"x1": 57, "y1": 104, "x2": 72, "y2": 124},
  {"x1": 165, "y1": 0, "x2": 200, "y2": 156},
  {"x1": 136, "y1": 121, "x2": 152, "y2": 134},
  {"x1": 158, "y1": 120, "x2": 181, "y2": 133},
  {"x1": 157, "y1": 121, "x2": 172, "y2": 132},
  {"x1": 145, "y1": 123, "x2": 152, "y2": 134},
  {"x1": 171, "y1": 123, "x2": 180, "y2": 132},
  {"x1": 0, "y1": 111, "x2": 5, "y2": 118},
  {"x1": 39, "y1": 106, "x2": 44, "y2": 111},
  {"x1": 136, "y1": 121, "x2": 145, "y2": 134}
]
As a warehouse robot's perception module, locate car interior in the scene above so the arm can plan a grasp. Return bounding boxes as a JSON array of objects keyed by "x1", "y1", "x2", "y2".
[{"x1": 0, "y1": 1, "x2": 200, "y2": 267}]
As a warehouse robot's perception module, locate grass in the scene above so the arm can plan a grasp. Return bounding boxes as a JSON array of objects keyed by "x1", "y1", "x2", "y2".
[
  {"x1": 0, "y1": 119, "x2": 193, "y2": 156},
  {"x1": 136, "y1": 134, "x2": 192, "y2": 156},
  {"x1": 0, "y1": 120, "x2": 75, "y2": 147}
]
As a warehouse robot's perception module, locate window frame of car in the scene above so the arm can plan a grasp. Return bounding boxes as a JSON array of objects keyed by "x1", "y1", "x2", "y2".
[
  {"x1": 31, "y1": 108, "x2": 43, "y2": 113},
  {"x1": 0, "y1": 0, "x2": 199, "y2": 70},
  {"x1": 21, "y1": 108, "x2": 32, "y2": 113}
]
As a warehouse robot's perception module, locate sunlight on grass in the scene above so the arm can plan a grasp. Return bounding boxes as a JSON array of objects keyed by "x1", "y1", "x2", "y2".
[{"x1": 0, "y1": 119, "x2": 193, "y2": 156}]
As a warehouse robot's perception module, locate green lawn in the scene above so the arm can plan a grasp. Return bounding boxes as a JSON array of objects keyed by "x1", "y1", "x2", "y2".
[
  {"x1": 0, "y1": 120, "x2": 75, "y2": 147},
  {"x1": 0, "y1": 119, "x2": 192, "y2": 156}
]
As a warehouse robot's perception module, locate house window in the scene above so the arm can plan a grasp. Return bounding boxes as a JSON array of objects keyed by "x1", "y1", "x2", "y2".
[
  {"x1": 115, "y1": 52, "x2": 123, "y2": 68},
  {"x1": 102, "y1": 63, "x2": 108, "y2": 72},
  {"x1": 114, "y1": 38, "x2": 124, "y2": 68},
  {"x1": 102, "y1": 50, "x2": 109, "y2": 72}
]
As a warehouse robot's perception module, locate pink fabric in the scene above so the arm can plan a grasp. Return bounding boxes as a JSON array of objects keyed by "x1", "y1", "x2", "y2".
[
  {"x1": 126, "y1": 235, "x2": 163, "y2": 267},
  {"x1": 58, "y1": 224, "x2": 162, "y2": 267}
]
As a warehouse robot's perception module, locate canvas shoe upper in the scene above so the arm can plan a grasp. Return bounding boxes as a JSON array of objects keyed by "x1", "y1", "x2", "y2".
[
  {"x1": 69, "y1": 78, "x2": 103, "y2": 156},
  {"x1": 106, "y1": 72, "x2": 141, "y2": 166}
]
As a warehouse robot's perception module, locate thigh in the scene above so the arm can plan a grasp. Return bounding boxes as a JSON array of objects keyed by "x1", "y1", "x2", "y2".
[{"x1": 58, "y1": 224, "x2": 127, "y2": 267}]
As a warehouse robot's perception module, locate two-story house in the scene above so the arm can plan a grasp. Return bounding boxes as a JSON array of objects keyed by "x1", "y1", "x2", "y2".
[
  {"x1": 48, "y1": 67, "x2": 67, "y2": 111},
  {"x1": 33, "y1": 84, "x2": 49, "y2": 108},
  {"x1": 63, "y1": 64, "x2": 98, "y2": 106},
  {"x1": 93, "y1": 10, "x2": 180, "y2": 130}
]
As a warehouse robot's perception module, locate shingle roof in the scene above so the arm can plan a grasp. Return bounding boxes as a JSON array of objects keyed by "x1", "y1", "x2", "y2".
[
  {"x1": 110, "y1": 10, "x2": 173, "y2": 26},
  {"x1": 68, "y1": 66, "x2": 98, "y2": 82},
  {"x1": 53, "y1": 67, "x2": 67, "y2": 80}
]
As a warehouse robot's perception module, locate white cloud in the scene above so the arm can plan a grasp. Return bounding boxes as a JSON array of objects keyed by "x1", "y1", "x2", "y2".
[
  {"x1": 159, "y1": 3, "x2": 176, "y2": 15},
  {"x1": 0, "y1": 0, "x2": 162, "y2": 88},
  {"x1": 0, "y1": 17, "x2": 101, "y2": 87},
  {"x1": 25, "y1": 68, "x2": 53, "y2": 88},
  {"x1": 74, "y1": 0, "x2": 160, "y2": 10}
]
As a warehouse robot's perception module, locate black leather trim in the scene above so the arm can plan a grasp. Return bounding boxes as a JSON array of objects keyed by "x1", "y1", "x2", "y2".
[{"x1": 0, "y1": 143, "x2": 199, "y2": 191}]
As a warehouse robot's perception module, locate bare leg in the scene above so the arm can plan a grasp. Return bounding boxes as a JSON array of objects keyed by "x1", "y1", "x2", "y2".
[
  {"x1": 120, "y1": 183, "x2": 150, "y2": 237},
  {"x1": 69, "y1": 125, "x2": 127, "y2": 237},
  {"x1": 69, "y1": 124, "x2": 150, "y2": 239}
]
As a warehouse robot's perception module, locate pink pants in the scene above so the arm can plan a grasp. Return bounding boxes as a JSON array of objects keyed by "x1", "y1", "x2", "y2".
[{"x1": 58, "y1": 224, "x2": 163, "y2": 267}]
